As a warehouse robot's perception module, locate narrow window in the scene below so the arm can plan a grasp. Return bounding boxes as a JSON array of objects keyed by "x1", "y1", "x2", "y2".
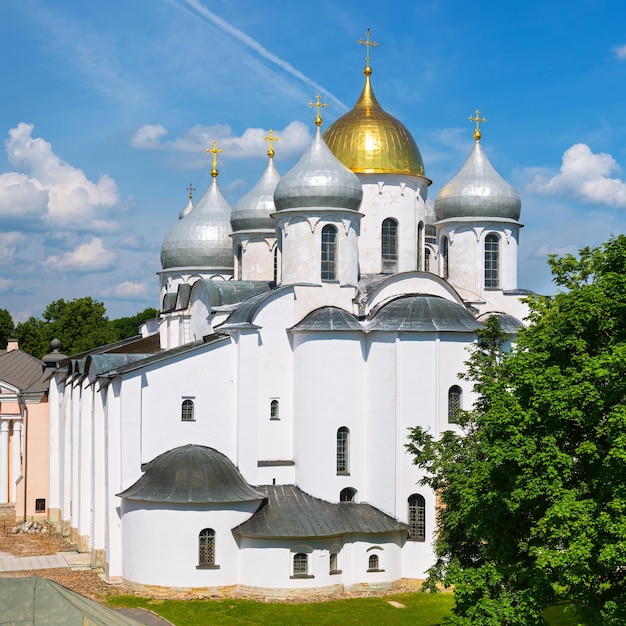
[
  {"x1": 273, "y1": 246, "x2": 279, "y2": 284},
  {"x1": 408, "y1": 494, "x2": 426, "y2": 541},
  {"x1": 181, "y1": 399, "x2": 194, "y2": 422},
  {"x1": 417, "y1": 222, "x2": 423, "y2": 270},
  {"x1": 198, "y1": 528, "x2": 215, "y2": 566},
  {"x1": 485, "y1": 233, "x2": 500, "y2": 288},
  {"x1": 381, "y1": 218, "x2": 398, "y2": 273},
  {"x1": 270, "y1": 399, "x2": 279, "y2": 420},
  {"x1": 441, "y1": 236, "x2": 449, "y2": 279},
  {"x1": 293, "y1": 552, "x2": 308, "y2": 576},
  {"x1": 337, "y1": 427, "x2": 349, "y2": 475},
  {"x1": 340, "y1": 487, "x2": 356, "y2": 502},
  {"x1": 368, "y1": 554, "x2": 380, "y2": 571},
  {"x1": 236, "y1": 244, "x2": 243, "y2": 280},
  {"x1": 35, "y1": 498, "x2": 46, "y2": 512},
  {"x1": 330, "y1": 552, "x2": 339, "y2": 574},
  {"x1": 321, "y1": 224, "x2": 337, "y2": 281},
  {"x1": 448, "y1": 385, "x2": 462, "y2": 424},
  {"x1": 424, "y1": 247, "x2": 431, "y2": 272}
]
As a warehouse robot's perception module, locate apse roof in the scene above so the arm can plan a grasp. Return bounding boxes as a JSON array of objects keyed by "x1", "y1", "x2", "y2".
[
  {"x1": 232, "y1": 484, "x2": 408, "y2": 538},
  {"x1": 118, "y1": 444, "x2": 266, "y2": 504},
  {"x1": 367, "y1": 294, "x2": 482, "y2": 333},
  {"x1": 289, "y1": 306, "x2": 363, "y2": 332}
]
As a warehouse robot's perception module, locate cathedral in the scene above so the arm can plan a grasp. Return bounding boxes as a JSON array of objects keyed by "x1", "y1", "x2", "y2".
[{"x1": 47, "y1": 39, "x2": 528, "y2": 596}]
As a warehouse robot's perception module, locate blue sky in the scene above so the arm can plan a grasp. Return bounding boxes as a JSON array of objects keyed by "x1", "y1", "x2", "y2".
[{"x1": 1, "y1": 0, "x2": 626, "y2": 321}]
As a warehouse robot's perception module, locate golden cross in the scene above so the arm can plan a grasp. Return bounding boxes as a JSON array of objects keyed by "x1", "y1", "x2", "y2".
[
  {"x1": 263, "y1": 129, "x2": 280, "y2": 158},
  {"x1": 186, "y1": 182, "x2": 195, "y2": 200},
  {"x1": 308, "y1": 94, "x2": 327, "y2": 127},
  {"x1": 357, "y1": 28, "x2": 379, "y2": 67},
  {"x1": 207, "y1": 140, "x2": 223, "y2": 177},
  {"x1": 469, "y1": 109, "x2": 487, "y2": 140}
]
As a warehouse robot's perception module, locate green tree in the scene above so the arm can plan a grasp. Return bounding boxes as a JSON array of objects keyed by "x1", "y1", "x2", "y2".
[
  {"x1": 0, "y1": 308, "x2": 14, "y2": 349},
  {"x1": 16, "y1": 297, "x2": 118, "y2": 358},
  {"x1": 111, "y1": 307, "x2": 158, "y2": 340},
  {"x1": 407, "y1": 236, "x2": 626, "y2": 625}
]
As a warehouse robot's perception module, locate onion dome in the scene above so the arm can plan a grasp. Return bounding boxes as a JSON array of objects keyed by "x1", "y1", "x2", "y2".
[
  {"x1": 117, "y1": 444, "x2": 266, "y2": 504},
  {"x1": 324, "y1": 65, "x2": 426, "y2": 178},
  {"x1": 274, "y1": 125, "x2": 363, "y2": 212},
  {"x1": 161, "y1": 147, "x2": 234, "y2": 270},
  {"x1": 231, "y1": 149, "x2": 280, "y2": 232},
  {"x1": 435, "y1": 135, "x2": 521, "y2": 222}
]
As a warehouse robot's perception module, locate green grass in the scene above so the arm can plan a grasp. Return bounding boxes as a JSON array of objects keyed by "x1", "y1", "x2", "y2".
[{"x1": 107, "y1": 592, "x2": 581, "y2": 625}]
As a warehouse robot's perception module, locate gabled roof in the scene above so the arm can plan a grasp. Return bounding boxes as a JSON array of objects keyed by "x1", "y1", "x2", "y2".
[
  {"x1": 0, "y1": 349, "x2": 47, "y2": 395},
  {"x1": 233, "y1": 485, "x2": 409, "y2": 539}
]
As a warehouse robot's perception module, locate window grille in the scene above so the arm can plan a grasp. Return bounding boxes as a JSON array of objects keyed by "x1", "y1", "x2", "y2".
[
  {"x1": 408, "y1": 494, "x2": 426, "y2": 541},
  {"x1": 198, "y1": 528, "x2": 215, "y2": 566},
  {"x1": 368, "y1": 554, "x2": 379, "y2": 570},
  {"x1": 381, "y1": 218, "x2": 398, "y2": 272},
  {"x1": 340, "y1": 487, "x2": 356, "y2": 502},
  {"x1": 270, "y1": 399, "x2": 279, "y2": 420},
  {"x1": 485, "y1": 233, "x2": 500, "y2": 288},
  {"x1": 181, "y1": 399, "x2": 194, "y2": 421},
  {"x1": 236, "y1": 245, "x2": 243, "y2": 280},
  {"x1": 293, "y1": 552, "x2": 308, "y2": 576},
  {"x1": 337, "y1": 427, "x2": 349, "y2": 474},
  {"x1": 330, "y1": 552, "x2": 338, "y2": 573},
  {"x1": 448, "y1": 385, "x2": 462, "y2": 424},
  {"x1": 321, "y1": 225, "x2": 337, "y2": 281},
  {"x1": 441, "y1": 236, "x2": 449, "y2": 278},
  {"x1": 273, "y1": 246, "x2": 279, "y2": 283},
  {"x1": 425, "y1": 247, "x2": 431, "y2": 272},
  {"x1": 35, "y1": 498, "x2": 46, "y2": 512},
  {"x1": 417, "y1": 222, "x2": 423, "y2": 270}
]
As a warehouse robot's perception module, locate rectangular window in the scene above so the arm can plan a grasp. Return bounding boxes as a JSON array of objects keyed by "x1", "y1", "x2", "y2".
[{"x1": 35, "y1": 498, "x2": 46, "y2": 512}]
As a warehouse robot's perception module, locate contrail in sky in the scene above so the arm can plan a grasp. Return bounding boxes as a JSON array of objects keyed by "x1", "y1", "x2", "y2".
[{"x1": 171, "y1": 0, "x2": 347, "y2": 112}]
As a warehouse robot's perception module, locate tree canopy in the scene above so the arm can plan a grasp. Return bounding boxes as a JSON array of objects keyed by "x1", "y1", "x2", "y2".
[
  {"x1": 407, "y1": 235, "x2": 626, "y2": 625},
  {"x1": 14, "y1": 299, "x2": 158, "y2": 359},
  {"x1": 0, "y1": 308, "x2": 14, "y2": 349}
]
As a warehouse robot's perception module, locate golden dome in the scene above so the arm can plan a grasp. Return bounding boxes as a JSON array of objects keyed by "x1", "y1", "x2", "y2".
[{"x1": 324, "y1": 69, "x2": 427, "y2": 179}]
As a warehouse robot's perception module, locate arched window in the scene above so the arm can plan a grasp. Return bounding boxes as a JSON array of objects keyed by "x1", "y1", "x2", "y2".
[
  {"x1": 236, "y1": 244, "x2": 243, "y2": 280},
  {"x1": 441, "y1": 236, "x2": 449, "y2": 279},
  {"x1": 448, "y1": 385, "x2": 462, "y2": 424},
  {"x1": 181, "y1": 399, "x2": 194, "y2": 422},
  {"x1": 340, "y1": 487, "x2": 356, "y2": 502},
  {"x1": 329, "y1": 552, "x2": 339, "y2": 573},
  {"x1": 424, "y1": 247, "x2": 431, "y2": 272},
  {"x1": 337, "y1": 427, "x2": 349, "y2": 475},
  {"x1": 198, "y1": 528, "x2": 215, "y2": 566},
  {"x1": 417, "y1": 221, "x2": 424, "y2": 270},
  {"x1": 270, "y1": 399, "x2": 279, "y2": 420},
  {"x1": 293, "y1": 552, "x2": 308, "y2": 576},
  {"x1": 321, "y1": 224, "x2": 337, "y2": 281},
  {"x1": 368, "y1": 554, "x2": 380, "y2": 571},
  {"x1": 485, "y1": 233, "x2": 500, "y2": 288},
  {"x1": 381, "y1": 218, "x2": 398, "y2": 273},
  {"x1": 408, "y1": 494, "x2": 426, "y2": 541}
]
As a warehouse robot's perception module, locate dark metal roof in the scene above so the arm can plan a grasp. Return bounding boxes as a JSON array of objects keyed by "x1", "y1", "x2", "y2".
[
  {"x1": 232, "y1": 485, "x2": 408, "y2": 538},
  {"x1": 192, "y1": 280, "x2": 273, "y2": 308},
  {"x1": 117, "y1": 444, "x2": 266, "y2": 504},
  {"x1": 367, "y1": 294, "x2": 481, "y2": 333},
  {"x1": 86, "y1": 354, "x2": 156, "y2": 376},
  {"x1": 289, "y1": 306, "x2": 363, "y2": 332},
  {"x1": 0, "y1": 349, "x2": 47, "y2": 395},
  {"x1": 216, "y1": 285, "x2": 292, "y2": 329},
  {"x1": 476, "y1": 311, "x2": 525, "y2": 334}
]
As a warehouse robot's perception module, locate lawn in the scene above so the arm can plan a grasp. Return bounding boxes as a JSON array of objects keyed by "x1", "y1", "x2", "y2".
[{"x1": 106, "y1": 592, "x2": 580, "y2": 625}]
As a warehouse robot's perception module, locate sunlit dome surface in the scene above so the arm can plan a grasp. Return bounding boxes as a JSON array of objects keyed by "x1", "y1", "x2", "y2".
[{"x1": 324, "y1": 68, "x2": 427, "y2": 178}]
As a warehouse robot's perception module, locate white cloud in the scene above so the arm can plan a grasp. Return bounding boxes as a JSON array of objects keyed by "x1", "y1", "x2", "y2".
[
  {"x1": 0, "y1": 278, "x2": 14, "y2": 292},
  {"x1": 531, "y1": 143, "x2": 626, "y2": 208},
  {"x1": 612, "y1": 44, "x2": 626, "y2": 60},
  {"x1": 116, "y1": 233, "x2": 146, "y2": 250},
  {"x1": 46, "y1": 237, "x2": 118, "y2": 272},
  {"x1": 98, "y1": 281, "x2": 151, "y2": 299},
  {"x1": 0, "y1": 232, "x2": 28, "y2": 263},
  {"x1": 3, "y1": 123, "x2": 121, "y2": 230},
  {"x1": 130, "y1": 121, "x2": 311, "y2": 160}
]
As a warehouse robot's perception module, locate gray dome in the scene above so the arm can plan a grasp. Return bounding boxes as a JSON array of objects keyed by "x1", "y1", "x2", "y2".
[
  {"x1": 434, "y1": 141, "x2": 521, "y2": 222},
  {"x1": 117, "y1": 444, "x2": 266, "y2": 503},
  {"x1": 231, "y1": 157, "x2": 280, "y2": 232},
  {"x1": 161, "y1": 177, "x2": 234, "y2": 270},
  {"x1": 179, "y1": 196, "x2": 193, "y2": 219},
  {"x1": 274, "y1": 128, "x2": 363, "y2": 212}
]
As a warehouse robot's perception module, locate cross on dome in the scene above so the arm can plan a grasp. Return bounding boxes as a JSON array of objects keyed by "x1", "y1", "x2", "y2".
[
  {"x1": 207, "y1": 140, "x2": 223, "y2": 177},
  {"x1": 469, "y1": 109, "x2": 487, "y2": 141},
  {"x1": 357, "y1": 28, "x2": 379, "y2": 76},
  {"x1": 186, "y1": 183, "x2": 195, "y2": 200},
  {"x1": 263, "y1": 129, "x2": 280, "y2": 158},
  {"x1": 308, "y1": 94, "x2": 327, "y2": 127}
]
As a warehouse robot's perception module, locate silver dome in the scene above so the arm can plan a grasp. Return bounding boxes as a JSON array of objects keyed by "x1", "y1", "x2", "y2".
[
  {"x1": 434, "y1": 141, "x2": 521, "y2": 222},
  {"x1": 231, "y1": 157, "x2": 280, "y2": 232},
  {"x1": 178, "y1": 197, "x2": 193, "y2": 219},
  {"x1": 274, "y1": 128, "x2": 363, "y2": 212},
  {"x1": 161, "y1": 177, "x2": 234, "y2": 270}
]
